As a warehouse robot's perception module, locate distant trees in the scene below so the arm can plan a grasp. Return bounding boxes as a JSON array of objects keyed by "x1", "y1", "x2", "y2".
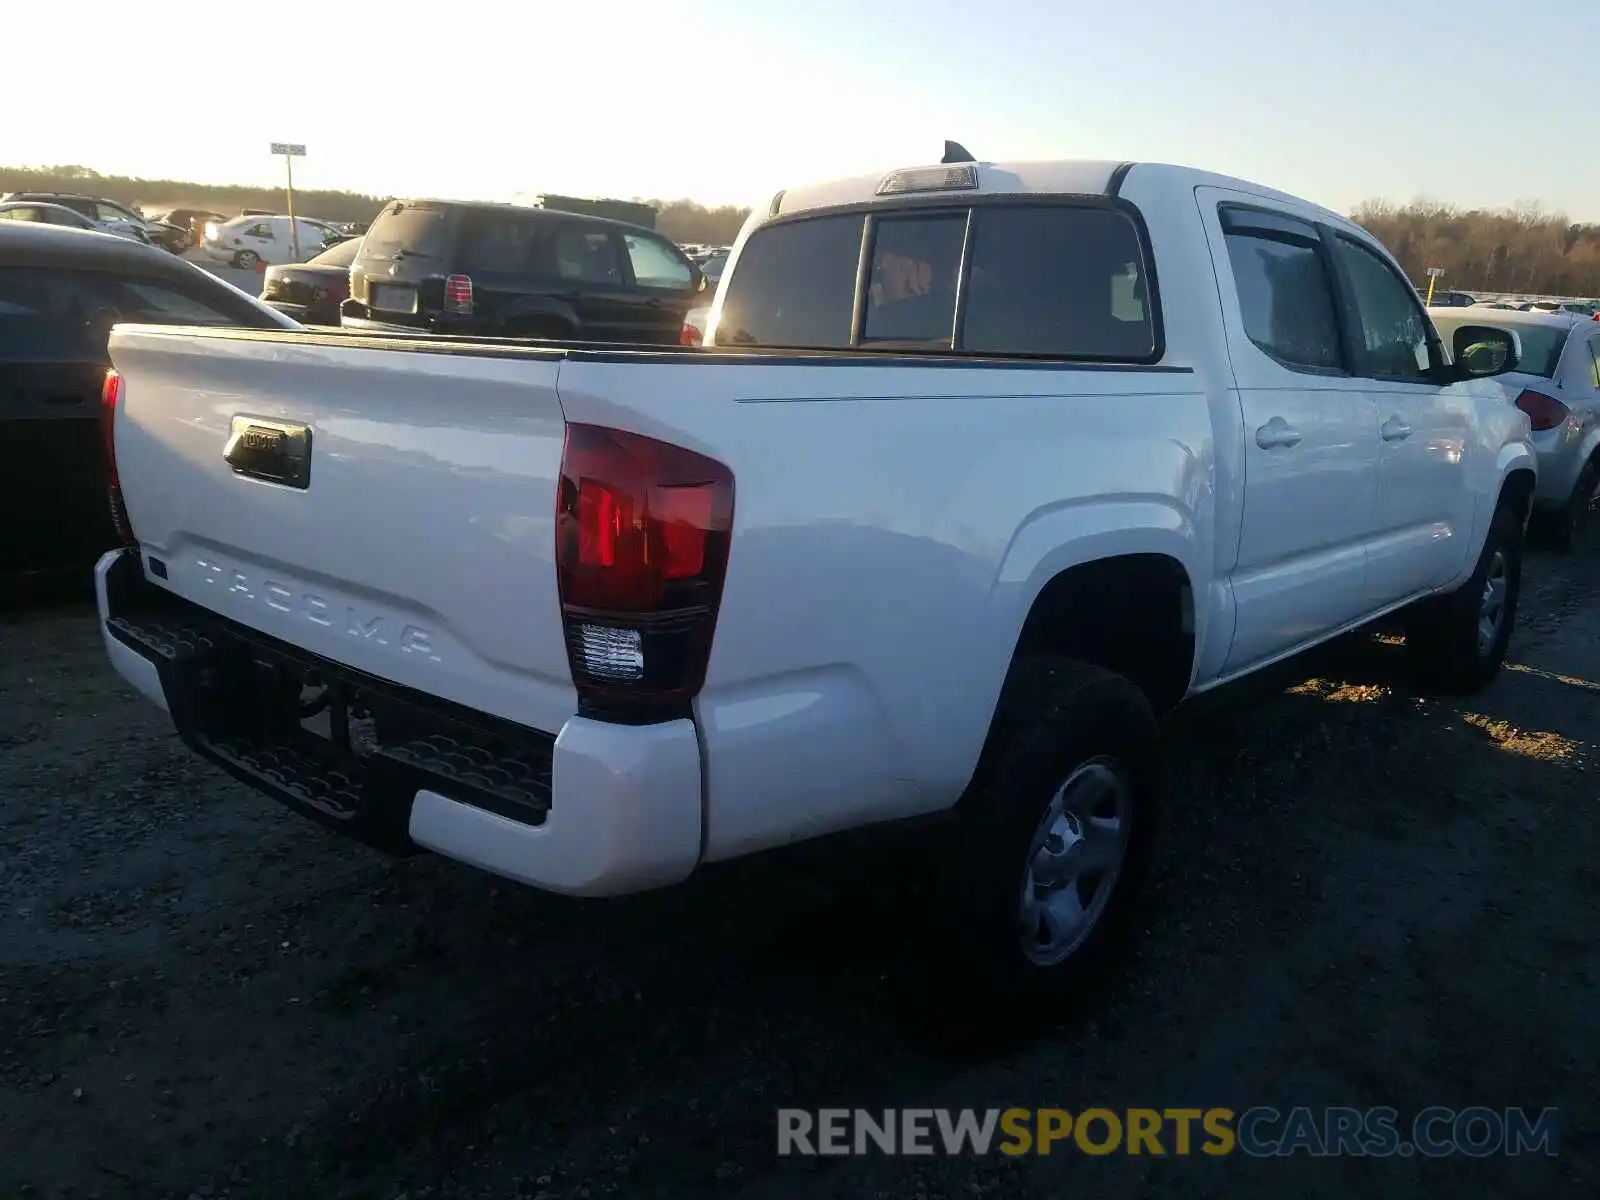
[
  {"x1": 650, "y1": 198, "x2": 751, "y2": 246},
  {"x1": 0, "y1": 164, "x2": 390, "y2": 226},
  {"x1": 0, "y1": 164, "x2": 753, "y2": 245},
  {"x1": 1352, "y1": 199, "x2": 1600, "y2": 298}
]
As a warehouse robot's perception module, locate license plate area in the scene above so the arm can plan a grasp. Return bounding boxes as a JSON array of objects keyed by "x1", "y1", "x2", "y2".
[{"x1": 370, "y1": 283, "x2": 418, "y2": 314}]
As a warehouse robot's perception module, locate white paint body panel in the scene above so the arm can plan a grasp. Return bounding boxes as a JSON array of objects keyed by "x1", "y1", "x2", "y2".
[
  {"x1": 409, "y1": 715, "x2": 703, "y2": 897},
  {"x1": 101, "y1": 159, "x2": 1539, "y2": 896},
  {"x1": 110, "y1": 329, "x2": 579, "y2": 736}
]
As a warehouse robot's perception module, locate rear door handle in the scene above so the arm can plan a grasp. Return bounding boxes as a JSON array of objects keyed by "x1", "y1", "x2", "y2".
[
  {"x1": 1255, "y1": 418, "x2": 1302, "y2": 450},
  {"x1": 1381, "y1": 416, "x2": 1412, "y2": 442}
]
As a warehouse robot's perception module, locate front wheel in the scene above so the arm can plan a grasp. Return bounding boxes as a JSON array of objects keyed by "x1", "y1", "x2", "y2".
[
  {"x1": 232, "y1": 249, "x2": 261, "y2": 270},
  {"x1": 1404, "y1": 503, "x2": 1523, "y2": 694},
  {"x1": 917, "y1": 658, "x2": 1160, "y2": 1047}
]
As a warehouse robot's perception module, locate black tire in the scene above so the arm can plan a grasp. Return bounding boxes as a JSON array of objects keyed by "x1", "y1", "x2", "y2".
[
  {"x1": 1536, "y1": 455, "x2": 1598, "y2": 554},
  {"x1": 507, "y1": 318, "x2": 572, "y2": 341},
  {"x1": 232, "y1": 250, "x2": 261, "y2": 270},
  {"x1": 912, "y1": 658, "x2": 1161, "y2": 1050},
  {"x1": 1404, "y1": 503, "x2": 1523, "y2": 694}
]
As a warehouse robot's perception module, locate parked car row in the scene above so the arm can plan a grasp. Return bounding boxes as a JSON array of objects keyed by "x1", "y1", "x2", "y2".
[{"x1": 1428, "y1": 287, "x2": 1600, "y2": 316}]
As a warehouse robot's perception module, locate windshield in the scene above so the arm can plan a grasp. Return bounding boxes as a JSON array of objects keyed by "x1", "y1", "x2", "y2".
[{"x1": 1432, "y1": 315, "x2": 1570, "y2": 377}]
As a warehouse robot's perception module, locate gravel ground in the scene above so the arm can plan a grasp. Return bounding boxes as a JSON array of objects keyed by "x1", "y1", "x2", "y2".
[{"x1": 2, "y1": 541, "x2": 1598, "y2": 1200}]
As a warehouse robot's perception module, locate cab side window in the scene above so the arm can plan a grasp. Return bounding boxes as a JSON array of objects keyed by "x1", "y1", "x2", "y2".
[
  {"x1": 244, "y1": 222, "x2": 275, "y2": 240},
  {"x1": 1332, "y1": 235, "x2": 1434, "y2": 382},
  {"x1": 1587, "y1": 335, "x2": 1600, "y2": 390},
  {"x1": 1219, "y1": 206, "x2": 1344, "y2": 373},
  {"x1": 623, "y1": 233, "x2": 693, "y2": 290}
]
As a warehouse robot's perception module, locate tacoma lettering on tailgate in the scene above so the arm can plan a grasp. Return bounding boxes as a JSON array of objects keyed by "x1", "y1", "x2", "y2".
[{"x1": 193, "y1": 557, "x2": 442, "y2": 662}]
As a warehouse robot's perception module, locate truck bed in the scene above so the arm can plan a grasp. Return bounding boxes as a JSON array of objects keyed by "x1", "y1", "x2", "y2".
[{"x1": 106, "y1": 321, "x2": 1214, "y2": 864}]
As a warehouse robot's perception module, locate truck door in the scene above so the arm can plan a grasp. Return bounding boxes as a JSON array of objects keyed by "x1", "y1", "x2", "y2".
[
  {"x1": 1195, "y1": 188, "x2": 1381, "y2": 674},
  {"x1": 1325, "y1": 231, "x2": 1476, "y2": 605}
]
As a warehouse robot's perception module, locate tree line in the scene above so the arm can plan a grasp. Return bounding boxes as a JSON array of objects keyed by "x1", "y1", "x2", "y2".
[
  {"x1": 23, "y1": 165, "x2": 1593, "y2": 293},
  {"x1": 0, "y1": 165, "x2": 753, "y2": 245},
  {"x1": 1352, "y1": 199, "x2": 1600, "y2": 299}
]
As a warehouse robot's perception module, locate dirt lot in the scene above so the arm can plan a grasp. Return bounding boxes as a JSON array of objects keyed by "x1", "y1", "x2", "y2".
[{"x1": 2, "y1": 546, "x2": 1597, "y2": 1200}]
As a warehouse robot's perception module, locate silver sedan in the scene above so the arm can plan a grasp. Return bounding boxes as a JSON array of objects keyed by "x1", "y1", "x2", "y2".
[{"x1": 1430, "y1": 307, "x2": 1600, "y2": 550}]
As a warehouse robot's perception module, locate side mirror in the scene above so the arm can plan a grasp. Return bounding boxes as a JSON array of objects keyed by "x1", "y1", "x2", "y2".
[{"x1": 1450, "y1": 325, "x2": 1521, "y2": 379}]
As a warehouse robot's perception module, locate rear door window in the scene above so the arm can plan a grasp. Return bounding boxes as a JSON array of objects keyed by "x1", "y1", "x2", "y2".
[
  {"x1": 862, "y1": 214, "x2": 965, "y2": 347},
  {"x1": 960, "y1": 206, "x2": 1157, "y2": 359},
  {"x1": 459, "y1": 209, "x2": 544, "y2": 275},
  {"x1": 715, "y1": 214, "x2": 864, "y2": 348},
  {"x1": 360, "y1": 201, "x2": 452, "y2": 261},
  {"x1": 1218, "y1": 209, "x2": 1344, "y2": 372},
  {"x1": 110, "y1": 277, "x2": 252, "y2": 325},
  {"x1": 551, "y1": 225, "x2": 625, "y2": 284}
]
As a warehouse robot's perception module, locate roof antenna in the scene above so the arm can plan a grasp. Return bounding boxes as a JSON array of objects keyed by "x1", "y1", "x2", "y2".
[{"x1": 941, "y1": 140, "x2": 975, "y2": 164}]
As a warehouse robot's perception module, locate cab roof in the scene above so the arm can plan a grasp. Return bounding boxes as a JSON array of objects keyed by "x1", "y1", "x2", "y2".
[{"x1": 767, "y1": 159, "x2": 1348, "y2": 226}]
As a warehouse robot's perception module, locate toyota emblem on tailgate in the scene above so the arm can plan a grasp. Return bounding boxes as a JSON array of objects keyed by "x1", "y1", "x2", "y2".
[{"x1": 223, "y1": 415, "x2": 314, "y2": 490}]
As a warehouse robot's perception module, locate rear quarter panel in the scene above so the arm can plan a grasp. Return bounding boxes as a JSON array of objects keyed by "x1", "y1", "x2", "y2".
[{"x1": 555, "y1": 350, "x2": 1229, "y2": 861}]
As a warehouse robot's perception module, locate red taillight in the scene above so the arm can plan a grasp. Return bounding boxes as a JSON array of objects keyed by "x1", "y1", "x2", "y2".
[
  {"x1": 1514, "y1": 388, "x2": 1570, "y2": 431},
  {"x1": 680, "y1": 321, "x2": 703, "y2": 347},
  {"x1": 100, "y1": 368, "x2": 136, "y2": 547},
  {"x1": 444, "y1": 274, "x2": 473, "y2": 315},
  {"x1": 555, "y1": 424, "x2": 734, "y2": 716}
]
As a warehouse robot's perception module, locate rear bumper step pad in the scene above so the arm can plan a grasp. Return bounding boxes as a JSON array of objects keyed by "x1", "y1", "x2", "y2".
[{"x1": 103, "y1": 559, "x2": 554, "y2": 854}]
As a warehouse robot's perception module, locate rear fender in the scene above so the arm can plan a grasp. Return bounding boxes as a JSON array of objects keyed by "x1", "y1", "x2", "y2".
[
  {"x1": 986, "y1": 497, "x2": 1209, "y2": 698},
  {"x1": 498, "y1": 298, "x2": 579, "y2": 337}
]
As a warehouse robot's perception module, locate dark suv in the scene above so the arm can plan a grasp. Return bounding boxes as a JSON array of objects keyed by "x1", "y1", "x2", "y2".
[{"x1": 341, "y1": 199, "x2": 708, "y2": 343}]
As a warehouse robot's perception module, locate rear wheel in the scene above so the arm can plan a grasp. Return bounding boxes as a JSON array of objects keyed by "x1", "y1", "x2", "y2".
[
  {"x1": 1537, "y1": 455, "x2": 1599, "y2": 553},
  {"x1": 507, "y1": 318, "x2": 572, "y2": 341},
  {"x1": 1405, "y1": 503, "x2": 1523, "y2": 693},
  {"x1": 915, "y1": 659, "x2": 1160, "y2": 1048}
]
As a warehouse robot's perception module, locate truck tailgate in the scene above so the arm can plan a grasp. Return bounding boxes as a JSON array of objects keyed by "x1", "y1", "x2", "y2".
[{"x1": 107, "y1": 327, "x2": 577, "y2": 734}]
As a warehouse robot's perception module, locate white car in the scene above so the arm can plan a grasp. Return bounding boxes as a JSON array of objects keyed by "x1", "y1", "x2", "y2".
[
  {"x1": 96, "y1": 154, "x2": 1536, "y2": 1042},
  {"x1": 1430, "y1": 306, "x2": 1600, "y2": 548},
  {"x1": 202, "y1": 214, "x2": 343, "y2": 269}
]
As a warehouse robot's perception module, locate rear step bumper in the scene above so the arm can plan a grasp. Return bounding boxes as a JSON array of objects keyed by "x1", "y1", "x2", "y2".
[{"x1": 94, "y1": 549, "x2": 704, "y2": 896}]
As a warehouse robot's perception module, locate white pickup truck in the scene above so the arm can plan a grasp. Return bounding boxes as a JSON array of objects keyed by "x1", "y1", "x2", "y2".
[{"x1": 95, "y1": 156, "x2": 1536, "y2": 1027}]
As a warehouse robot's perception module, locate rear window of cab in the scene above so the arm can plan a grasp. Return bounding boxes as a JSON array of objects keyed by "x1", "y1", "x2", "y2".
[{"x1": 715, "y1": 202, "x2": 1158, "y2": 361}]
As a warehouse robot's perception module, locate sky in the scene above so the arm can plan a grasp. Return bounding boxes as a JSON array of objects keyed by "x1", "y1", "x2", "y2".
[{"x1": 10, "y1": 0, "x2": 1593, "y2": 218}]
